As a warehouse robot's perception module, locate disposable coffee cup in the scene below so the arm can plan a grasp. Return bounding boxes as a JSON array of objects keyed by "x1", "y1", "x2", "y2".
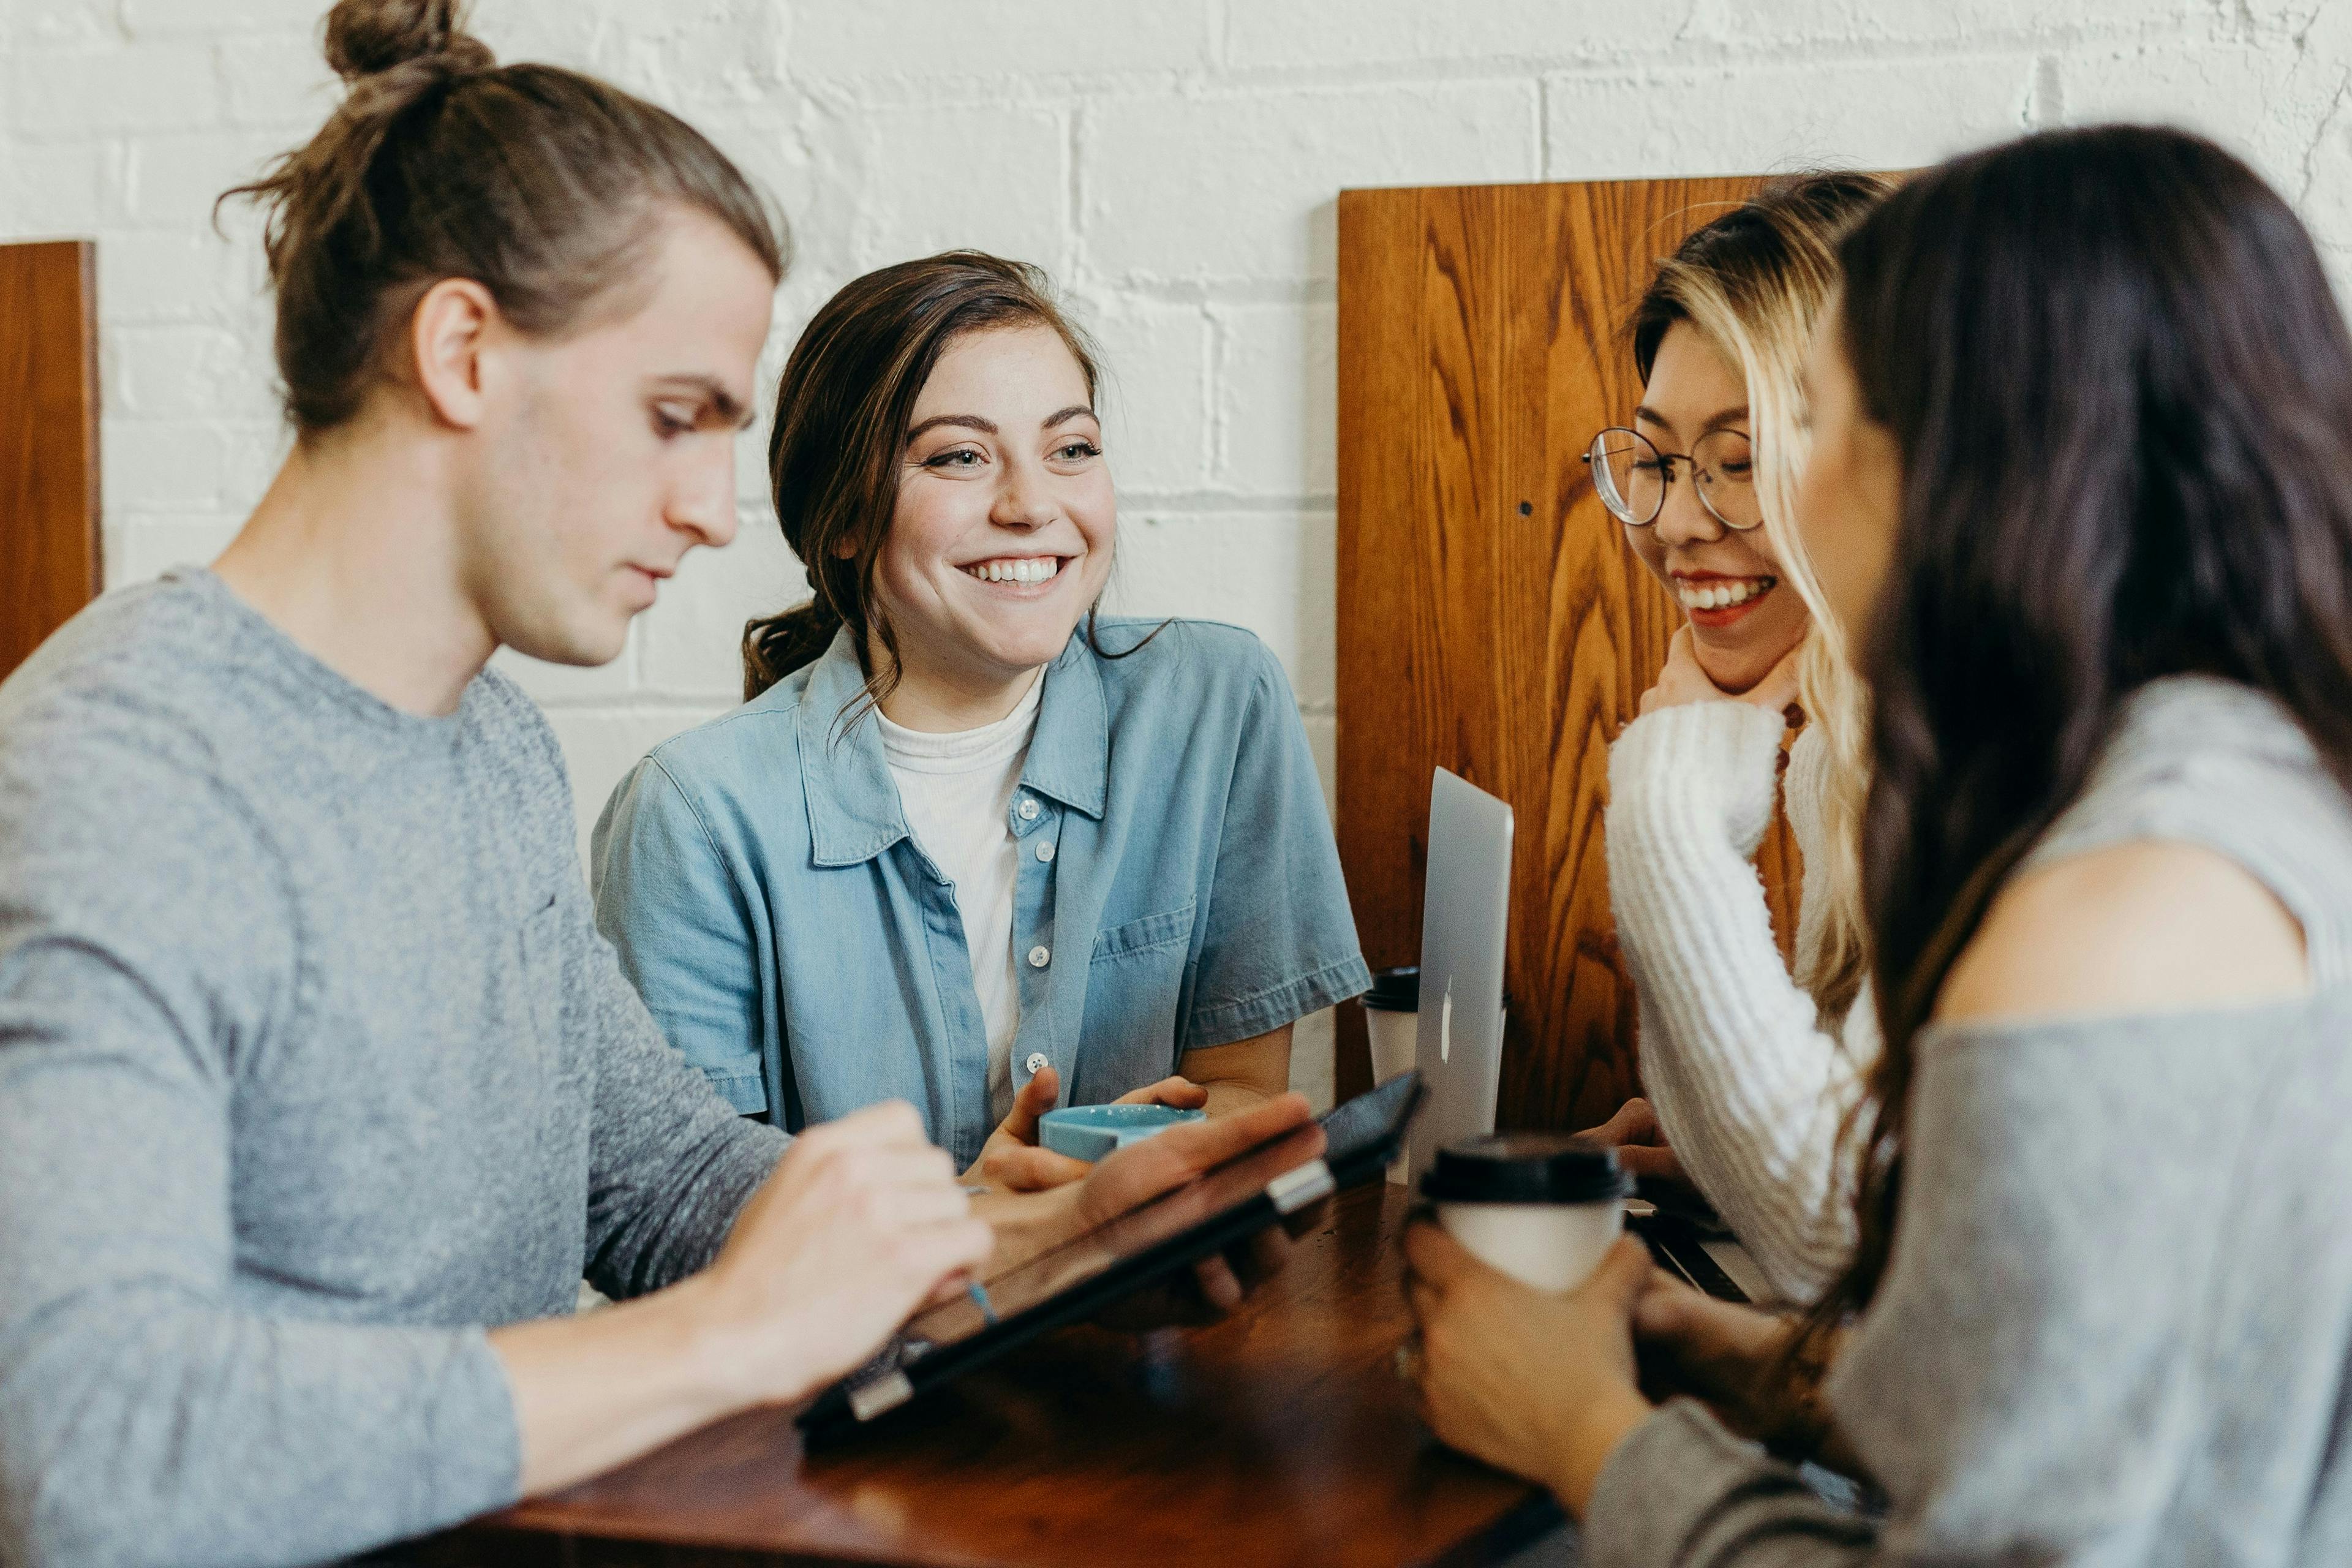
[
  {"x1": 1362, "y1": 967, "x2": 1422, "y2": 1086},
  {"x1": 1362, "y1": 969, "x2": 1513, "y2": 1082},
  {"x1": 1419, "y1": 1133, "x2": 1632, "y2": 1293},
  {"x1": 1362, "y1": 967, "x2": 1509, "y2": 1185}
]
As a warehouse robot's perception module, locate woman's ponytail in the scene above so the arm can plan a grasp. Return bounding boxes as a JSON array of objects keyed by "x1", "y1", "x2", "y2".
[{"x1": 741, "y1": 600, "x2": 843, "y2": 703}]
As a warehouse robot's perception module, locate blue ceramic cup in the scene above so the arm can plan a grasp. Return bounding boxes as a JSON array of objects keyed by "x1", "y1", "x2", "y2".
[{"x1": 1038, "y1": 1103, "x2": 1207, "y2": 1163}]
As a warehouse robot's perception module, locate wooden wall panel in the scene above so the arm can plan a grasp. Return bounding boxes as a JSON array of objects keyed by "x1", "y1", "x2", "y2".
[
  {"x1": 1335, "y1": 178, "x2": 1803, "y2": 1133},
  {"x1": 1, "y1": 240, "x2": 102, "y2": 682}
]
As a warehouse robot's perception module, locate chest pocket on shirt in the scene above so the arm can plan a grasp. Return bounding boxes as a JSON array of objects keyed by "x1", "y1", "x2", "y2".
[{"x1": 1085, "y1": 899, "x2": 1198, "y2": 1084}]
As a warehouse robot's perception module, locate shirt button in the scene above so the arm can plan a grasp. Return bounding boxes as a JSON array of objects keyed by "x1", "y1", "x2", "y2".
[
  {"x1": 1017, "y1": 797, "x2": 1041, "y2": 822},
  {"x1": 1035, "y1": 839, "x2": 1055, "y2": 863},
  {"x1": 1027, "y1": 944, "x2": 1051, "y2": 969},
  {"x1": 1025, "y1": 1052, "x2": 1049, "y2": 1075}
]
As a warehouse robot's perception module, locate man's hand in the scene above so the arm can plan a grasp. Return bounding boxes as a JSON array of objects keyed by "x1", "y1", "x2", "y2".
[
  {"x1": 692, "y1": 1101, "x2": 993, "y2": 1407},
  {"x1": 967, "y1": 1066, "x2": 1210, "y2": 1193},
  {"x1": 495, "y1": 1101, "x2": 990, "y2": 1499}
]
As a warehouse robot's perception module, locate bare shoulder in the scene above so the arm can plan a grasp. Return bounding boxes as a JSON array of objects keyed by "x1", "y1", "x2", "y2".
[{"x1": 1934, "y1": 839, "x2": 2310, "y2": 1027}]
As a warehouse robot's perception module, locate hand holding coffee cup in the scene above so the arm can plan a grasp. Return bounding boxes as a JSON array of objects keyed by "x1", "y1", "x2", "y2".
[{"x1": 1418, "y1": 1133, "x2": 1632, "y2": 1293}]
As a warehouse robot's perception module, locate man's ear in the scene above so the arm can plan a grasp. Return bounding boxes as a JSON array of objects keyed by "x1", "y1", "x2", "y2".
[{"x1": 408, "y1": 277, "x2": 499, "y2": 431}]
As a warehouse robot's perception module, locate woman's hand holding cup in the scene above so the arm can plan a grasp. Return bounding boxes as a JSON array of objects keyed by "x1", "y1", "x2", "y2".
[{"x1": 1403, "y1": 1224, "x2": 1658, "y2": 1515}]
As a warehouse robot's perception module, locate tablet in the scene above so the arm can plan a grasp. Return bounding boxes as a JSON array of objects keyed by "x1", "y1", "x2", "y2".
[{"x1": 797, "y1": 1071, "x2": 1427, "y2": 1444}]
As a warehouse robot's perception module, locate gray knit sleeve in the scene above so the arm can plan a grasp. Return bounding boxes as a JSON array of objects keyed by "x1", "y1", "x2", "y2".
[
  {"x1": 1583, "y1": 1001, "x2": 2290, "y2": 1566},
  {"x1": 567, "y1": 865, "x2": 789, "y2": 1299}
]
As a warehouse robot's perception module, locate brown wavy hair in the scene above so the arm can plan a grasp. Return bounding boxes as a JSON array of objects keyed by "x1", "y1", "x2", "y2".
[
  {"x1": 741, "y1": 251, "x2": 1114, "y2": 708},
  {"x1": 222, "y1": 0, "x2": 785, "y2": 435},
  {"x1": 1801, "y1": 126, "x2": 2352, "y2": 1366}
]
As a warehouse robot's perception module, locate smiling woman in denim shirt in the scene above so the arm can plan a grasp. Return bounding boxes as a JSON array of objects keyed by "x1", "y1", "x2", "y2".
[{"x1": 591, "y1": 252, "x2": 1370, "y2": 1186}]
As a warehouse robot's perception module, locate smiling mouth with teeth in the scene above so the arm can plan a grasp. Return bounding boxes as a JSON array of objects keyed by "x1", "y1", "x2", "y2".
[
  {"x1": 1675, "y1": 574, "x2": 1776, "y2": 611},
  {"x1": 963, "y1": 557, "x2": 1064, "y2": 586}
]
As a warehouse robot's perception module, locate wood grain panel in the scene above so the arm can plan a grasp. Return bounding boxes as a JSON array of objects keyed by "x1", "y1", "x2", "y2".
[
  {"x1": 0, "y1": 241, "x2": 101, "y2": 681},
  {"x1": 1335, "y1": 178, "x2": 1803, "y2": 1131}
]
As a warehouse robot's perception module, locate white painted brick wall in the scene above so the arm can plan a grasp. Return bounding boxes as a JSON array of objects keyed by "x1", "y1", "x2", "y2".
[{"x1": 9, "y1": 0, "x2": 2352, "y2": 1109}]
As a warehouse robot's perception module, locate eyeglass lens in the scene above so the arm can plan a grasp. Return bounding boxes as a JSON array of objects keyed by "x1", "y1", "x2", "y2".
[{"x1": 1588, "y1": 428, "x2": 1760, "y2": 530}]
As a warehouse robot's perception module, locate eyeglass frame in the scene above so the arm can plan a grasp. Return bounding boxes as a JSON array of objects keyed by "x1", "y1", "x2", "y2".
[{"x1": 1580, "y1": 425, "x2": 1762, "y2": 532}]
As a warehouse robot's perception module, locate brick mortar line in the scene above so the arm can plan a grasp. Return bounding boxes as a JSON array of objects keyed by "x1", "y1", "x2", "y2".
[
  {"x1": 648, "y1": 25, "x2": 2226, "y2": 112},
  {"x1": 6, "y1": 17, "x2": 2230, "y2": 126}
]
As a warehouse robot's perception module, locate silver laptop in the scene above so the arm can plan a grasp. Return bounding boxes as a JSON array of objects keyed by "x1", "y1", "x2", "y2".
[{"x1": 1404, "y1": 767, "x2": 1515, "y2": 1183}]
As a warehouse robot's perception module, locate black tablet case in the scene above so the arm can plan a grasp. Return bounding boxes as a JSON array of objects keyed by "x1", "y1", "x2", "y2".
[{"x1": 798, "y1": 1071, "x2": 1426, "y2": 1444}]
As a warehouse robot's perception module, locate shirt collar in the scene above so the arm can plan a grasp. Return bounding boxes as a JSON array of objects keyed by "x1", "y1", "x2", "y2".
[
  {"x1": 1020, "y1": 630, "x2": 1109, "y2": 822},
  {"x1": 796, "y1": 625, "x2": 1109, "y2": 867}
]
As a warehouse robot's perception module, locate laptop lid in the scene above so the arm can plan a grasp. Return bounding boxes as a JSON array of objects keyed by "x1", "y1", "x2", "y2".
[{"x1": 1404, "y1": 767, "x2": 1514, "y2": 1182}]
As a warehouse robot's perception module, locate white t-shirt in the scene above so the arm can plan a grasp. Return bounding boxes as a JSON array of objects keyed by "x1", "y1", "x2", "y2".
[{"x1": 875, "y1": 674, "x2": 1044, "y2": 1125}]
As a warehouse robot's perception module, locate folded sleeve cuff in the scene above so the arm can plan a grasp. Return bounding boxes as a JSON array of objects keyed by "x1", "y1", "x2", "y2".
[
  {"x1": 1183, "y1": 952, "x2": 1373, "y2": 1049},
  {"x1": 696, "y1": 1068, "x2": 769, "y2": 1117}
]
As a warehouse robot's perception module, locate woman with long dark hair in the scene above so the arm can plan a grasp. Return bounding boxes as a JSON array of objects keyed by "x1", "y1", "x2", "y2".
[
  {"x1": 592, "y1": 253, "x2": 1368, "y2": 1185},
  {"x1": 1406, "y1": 124, "x2": 2352, "y2": 1562}
]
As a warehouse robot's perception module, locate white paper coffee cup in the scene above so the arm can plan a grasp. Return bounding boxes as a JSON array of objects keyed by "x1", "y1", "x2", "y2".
[
  {"x1": 1364, "y1": 968, "x2": 1512, "y2": 1185},
  {"x1": 1366, "y1": 1009, "x2": 1417, "y2": 1085},
  {"x1": 1362, "y1": 968, "x2": 1420, "y2": 1184},
  {"x1": 1420, "y1": 1134, "x2": 1631, "y2": 1293},
  {"x1": 1362, "y1": 967, "x2": 1421, "y2": 1085}
]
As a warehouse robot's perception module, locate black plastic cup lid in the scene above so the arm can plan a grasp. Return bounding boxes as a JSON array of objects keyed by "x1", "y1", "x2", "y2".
[
  {"x1": 1361, "y1": 967, "x2": 1512, "y2": 1014},
  {"x1": 1418, "y1": 1133, "x2": 1631, "y2": 1205},
  {"x1": 1362, "y1": 966, "x2": 1420, "y2": 1011}
]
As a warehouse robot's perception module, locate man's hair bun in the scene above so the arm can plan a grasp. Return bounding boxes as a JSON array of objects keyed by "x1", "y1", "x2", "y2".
[
  {"x1": 225, "y1": 0, "x2": 783, "y2": 434},
  {"x1": 323, "y1": 0, "x2": 494, "y2": 81}
]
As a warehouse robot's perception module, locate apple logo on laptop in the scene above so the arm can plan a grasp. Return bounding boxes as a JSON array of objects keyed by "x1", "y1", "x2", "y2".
[{"x1": 1439, "y1": 979, "x2": 1453, "y2": 1063}]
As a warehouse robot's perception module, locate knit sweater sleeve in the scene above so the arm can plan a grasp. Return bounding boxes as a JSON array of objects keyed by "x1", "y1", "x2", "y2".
[{"x1": 1605, "y1": 703, "x2": 1864, "y2": 1303}]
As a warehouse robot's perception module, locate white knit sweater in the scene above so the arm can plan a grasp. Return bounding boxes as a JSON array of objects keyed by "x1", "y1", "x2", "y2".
[{"x1": 1604, "y1": 701, "x2": 1878, "y2": 1304}]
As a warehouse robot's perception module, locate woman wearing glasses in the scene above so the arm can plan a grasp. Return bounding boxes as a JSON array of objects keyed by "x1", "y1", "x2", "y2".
[{"x1": 1581, "y1": 173, "x2": 1887, "y2": 1305}]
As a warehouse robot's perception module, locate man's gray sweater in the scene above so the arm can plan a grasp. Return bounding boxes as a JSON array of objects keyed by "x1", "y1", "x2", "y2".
[{"x1": 0, "y1": 569, "x2": 786, "y2": 1566}]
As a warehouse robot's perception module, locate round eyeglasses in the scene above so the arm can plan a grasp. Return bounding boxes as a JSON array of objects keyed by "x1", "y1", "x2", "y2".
[{"x1": 1582, "y1": 426, "x2": 1761, "y2": 531}]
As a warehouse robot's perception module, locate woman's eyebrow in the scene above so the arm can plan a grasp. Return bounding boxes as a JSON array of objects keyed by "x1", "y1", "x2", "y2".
[
  {"x1": 1042, "y1": 404, "x2": 1097, "y2": 430},
  {"x1": 1634, "y1": 404, "x2": 1750, "y2": 438},
  {"x1": 906, "y1": 413, "x2": 997, "y2": 440}
]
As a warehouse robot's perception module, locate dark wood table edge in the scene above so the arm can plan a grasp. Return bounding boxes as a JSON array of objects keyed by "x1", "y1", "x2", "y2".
[{"x1": 410, "y1": 1493, "x2": 1568, "y2": 1568}]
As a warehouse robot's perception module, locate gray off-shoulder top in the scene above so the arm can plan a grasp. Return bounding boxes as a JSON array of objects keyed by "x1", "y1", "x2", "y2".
[{"x1": 1585, "y1": 676, "x2": 2352, "y2": 1566}]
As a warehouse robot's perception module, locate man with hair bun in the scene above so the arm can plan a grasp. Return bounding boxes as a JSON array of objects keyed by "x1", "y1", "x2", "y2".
[{"x1": 0, "y1": 4, "x2": 1314, "y2": 1563}]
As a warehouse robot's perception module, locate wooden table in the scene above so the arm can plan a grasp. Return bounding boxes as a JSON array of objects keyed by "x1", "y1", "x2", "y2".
[{"x1": 417, "y1": 1182, "x2": 1561, "y2": 1567}]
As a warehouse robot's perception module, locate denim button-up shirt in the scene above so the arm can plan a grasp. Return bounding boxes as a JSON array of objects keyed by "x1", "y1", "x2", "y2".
[{"x1": 590, "y1": 619, "x2": 1371, "y2": 1169}]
